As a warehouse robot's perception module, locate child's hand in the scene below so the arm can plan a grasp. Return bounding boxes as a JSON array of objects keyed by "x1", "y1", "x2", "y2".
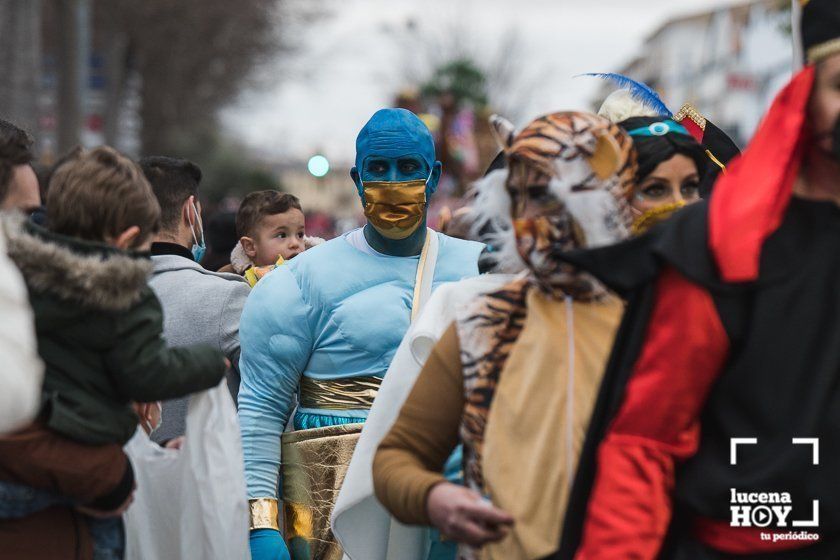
[
  {"x1": 164, "y1": 436, "x2": 185, "y2": 450},
  {"x1": 132, "y1": 402, "x2": 161, "y2": 434}
]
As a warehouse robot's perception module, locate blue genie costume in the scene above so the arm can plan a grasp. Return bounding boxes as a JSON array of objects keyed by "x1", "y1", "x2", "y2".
[{"x1": 239, "y1": 108, "x2": 484, "y2": 560}]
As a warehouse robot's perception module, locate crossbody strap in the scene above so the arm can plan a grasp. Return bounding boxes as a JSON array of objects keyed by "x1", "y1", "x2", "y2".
[{"x1": 410, "y1": 228, "x2": 438, "y2": 323}]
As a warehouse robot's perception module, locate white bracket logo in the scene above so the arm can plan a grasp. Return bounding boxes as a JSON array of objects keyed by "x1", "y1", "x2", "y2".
[
  {"x1": 730, "y1": 437, "x2": 757, "y2": 465},
  {"x1": 729, "y1": 437, "x2": 820, "y2": 529}
]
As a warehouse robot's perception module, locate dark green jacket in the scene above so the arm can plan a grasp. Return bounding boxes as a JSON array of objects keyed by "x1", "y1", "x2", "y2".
[{"x1": 3, "y1": 217, "x2": 227, "y2": 445}]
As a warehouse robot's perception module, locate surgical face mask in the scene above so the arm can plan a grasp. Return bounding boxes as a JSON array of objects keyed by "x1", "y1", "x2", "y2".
[
  {"x1": 361, "y1": 172, "x2": 430, "y2": 240},
  {"x1": 189, "y1": 201, "x2": 206, "y2": 262}
]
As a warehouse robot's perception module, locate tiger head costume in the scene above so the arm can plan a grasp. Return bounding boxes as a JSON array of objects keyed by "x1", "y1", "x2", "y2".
[
  {"x1": 452, "y1": 112, "x2": 637, "y2": 559},
  {"x1": 486, "y1": 111, "x2": 636, "y2": 300}
]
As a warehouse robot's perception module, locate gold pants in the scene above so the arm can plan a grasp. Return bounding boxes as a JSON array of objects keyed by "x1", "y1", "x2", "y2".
[{"x1": 281, "y1": 423, "x2": 363, "y2": 560}]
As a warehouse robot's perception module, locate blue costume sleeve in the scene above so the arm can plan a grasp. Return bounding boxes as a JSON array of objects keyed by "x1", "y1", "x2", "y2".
[{"x1": 238, "y1": 267, "x2": 313, "y2": 499}]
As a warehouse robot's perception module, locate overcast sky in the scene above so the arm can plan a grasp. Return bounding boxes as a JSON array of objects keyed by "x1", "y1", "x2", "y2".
[{"x1": 222, "y1": 0, "x2": 750, "y2": 164}]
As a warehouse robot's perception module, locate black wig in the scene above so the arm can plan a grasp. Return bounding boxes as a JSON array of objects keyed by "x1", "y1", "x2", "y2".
[{"x1": 619, "y1": 116, "x2": 708, "y2": 184}]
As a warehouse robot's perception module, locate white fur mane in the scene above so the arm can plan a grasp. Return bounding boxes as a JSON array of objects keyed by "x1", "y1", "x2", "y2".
[
  {"x1": 598, "y1": 89, "x2": 662, "y2": 124},
  {"x1": 465, "y1": 168, "x2": 526, "y2": 274}
]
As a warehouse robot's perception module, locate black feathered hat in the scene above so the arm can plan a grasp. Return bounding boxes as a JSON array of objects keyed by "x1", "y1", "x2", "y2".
[
  {"x1": 672, "y1": 103, "x2": 741, "y2": 198},
  {"x1": 802, "y1": 0, "x2": 840, "y2": 64}
]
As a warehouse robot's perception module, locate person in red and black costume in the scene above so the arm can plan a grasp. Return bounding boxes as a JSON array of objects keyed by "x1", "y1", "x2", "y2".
[{"x1": 554, "y1": 1, "x2": 840, "y2": 558}]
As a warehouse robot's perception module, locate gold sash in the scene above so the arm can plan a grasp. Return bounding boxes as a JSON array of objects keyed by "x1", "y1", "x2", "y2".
[
  {"x1": 299, "y1": 376, "x2": 381, "y2": 410},
  {"x1": 281, "y1": 423, "x2": 364, "y2": 560}
]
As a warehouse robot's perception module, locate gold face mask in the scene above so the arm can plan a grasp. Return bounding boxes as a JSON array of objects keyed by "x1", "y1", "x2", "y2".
[
  {"x1": 362, "y1": 179, "x2": 427, "y2": 240},
  {"x1": 630, "y1": 200, "x2": 687, "y2": 235}
]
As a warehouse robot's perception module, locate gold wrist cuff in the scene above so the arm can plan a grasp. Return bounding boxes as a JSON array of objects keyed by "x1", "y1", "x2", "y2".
[{"x1": 249, "y1": 498, "x2": 280, "y2": 531}]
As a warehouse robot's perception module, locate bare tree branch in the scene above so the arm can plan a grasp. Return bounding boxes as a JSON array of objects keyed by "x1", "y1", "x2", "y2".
[{"x1": 93, "y1": 0, "x2": 285, "y2": 154}]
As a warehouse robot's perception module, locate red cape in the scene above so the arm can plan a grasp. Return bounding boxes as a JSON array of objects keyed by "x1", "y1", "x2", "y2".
[{"x1": 709, "y1": 66, "x2": 816, "y2": 283}]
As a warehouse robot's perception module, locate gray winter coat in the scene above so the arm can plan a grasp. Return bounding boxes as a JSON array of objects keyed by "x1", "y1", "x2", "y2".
[{"x1": 148, "y1": 253, "x2": 250, "y2": 443}]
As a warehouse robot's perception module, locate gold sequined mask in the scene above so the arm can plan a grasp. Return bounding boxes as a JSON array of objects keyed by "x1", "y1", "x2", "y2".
[
  {"x1": 630, "y1": 200, "x2": 687, "y2": 235},
  {"x1": 362, "y1": 179, "x2": 427, "y2": 239}
]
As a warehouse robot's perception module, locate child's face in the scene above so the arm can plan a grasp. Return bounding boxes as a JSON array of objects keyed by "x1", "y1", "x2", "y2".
[{"x1": 244, "y1": 208, "x2": 306, "y2": 266}]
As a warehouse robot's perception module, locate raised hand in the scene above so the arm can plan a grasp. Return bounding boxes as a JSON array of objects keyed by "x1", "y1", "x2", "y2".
[{"x1": 426, "y1": 482, "x2": 514, "y2": 548}]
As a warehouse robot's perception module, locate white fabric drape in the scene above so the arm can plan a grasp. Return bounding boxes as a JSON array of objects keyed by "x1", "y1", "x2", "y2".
[
  {"x1": 332, "y1": 274, "x2": 516, "y2": 560},
  {"x1": 124, "y1": 380, "x2": 249, "y2": 560}
]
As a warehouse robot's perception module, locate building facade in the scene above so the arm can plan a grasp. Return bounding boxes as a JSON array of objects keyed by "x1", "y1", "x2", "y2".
[{"x1": 599, "y1": 0, "x2": 792, "y2": 147}]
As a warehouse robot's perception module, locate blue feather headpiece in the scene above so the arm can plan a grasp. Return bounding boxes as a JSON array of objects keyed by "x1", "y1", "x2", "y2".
[{"x1": 581, "y1": 72, "x2": 672, "y2": 117}]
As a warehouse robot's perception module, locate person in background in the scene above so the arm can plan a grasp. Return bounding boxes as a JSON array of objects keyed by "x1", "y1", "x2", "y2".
[
  {"x1": 373, "y1": 112, "x2": 637, "y2": 560},
  {"x1": 239, "y1": 108, "x2": 484, "y2": 560},
  {"x1": 225, "y1": 190, "x2": 323, "y2": 287},
  {"x1": 141, "y1": 156, "x2": 251, "y2": 438},
  {"x1": 0, "y1": 224, "x2": 42, "y2": 435},
  {"x1": 0, "y1": 425, "x2": 138, "y2": 560},
  {"x1": 617, "y1": 115, "x2": 707, "y2": 234},
  {"x1": 201, "y1": 210, "x2": 238, "y2": 272},
  {"x1": 333, "y1": 148, "x2": 525, "y2": 560},
  {"x1": 0, "y1": 122, "x2": 43, "y2": 434},
  {"x1": 0, "y1": 146, "x2": 227, "y2": 560},
  {"x1": 590, "y1": 75, "x2": 737, "y2": 235},
  {"x1": 0, "y1": 132, "x2": 110, "y2": 560},
  {"x1": 0, "y1": 120, "x2": 40, "y2": 215}
]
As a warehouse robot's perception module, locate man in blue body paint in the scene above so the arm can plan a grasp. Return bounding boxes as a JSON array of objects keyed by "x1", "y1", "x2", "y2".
[{"x1": 239, "y1": 108, "x2": 484, "y2": 560}]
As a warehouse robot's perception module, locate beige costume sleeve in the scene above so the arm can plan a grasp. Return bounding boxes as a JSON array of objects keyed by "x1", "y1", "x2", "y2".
[{"x1": 373, "y1": 323, "x2": 464, "y2": 525}]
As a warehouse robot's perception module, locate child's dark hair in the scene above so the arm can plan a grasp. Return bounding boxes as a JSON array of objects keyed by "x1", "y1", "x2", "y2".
[
  {"x1": 0, "y1": 119, "x2": 34, "y2": 200},
  {"x1": 619, "y1": 116, "x2": 708, "y2": 184},
  {"x1": 236, "y1": 190, "x2": 302, "y2": 238}
]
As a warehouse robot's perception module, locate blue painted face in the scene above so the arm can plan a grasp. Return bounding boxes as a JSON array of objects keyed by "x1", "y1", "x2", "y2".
[
  {"x1": 361, "y1": 154, "x2": 430, "y2": 183},
  {"x1": 351, "y1": 108, "x2": 442, "y2": 200}
]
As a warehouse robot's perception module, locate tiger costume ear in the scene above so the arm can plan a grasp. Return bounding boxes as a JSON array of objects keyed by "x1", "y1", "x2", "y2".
[
  {"x1": 588, "y1": 131, "x2": 623, "y2": 180},
  {"x1": 489, "y1": 114, "x2": 516, "y2": 150}
]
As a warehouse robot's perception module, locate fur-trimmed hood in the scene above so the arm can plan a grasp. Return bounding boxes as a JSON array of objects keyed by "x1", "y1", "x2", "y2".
[
  {"x1": 229, "y1": 243, "x2": 252, "y2": 275},
  {"x1": 1, "y1": 212, "x2": 153, "y2": 312}
]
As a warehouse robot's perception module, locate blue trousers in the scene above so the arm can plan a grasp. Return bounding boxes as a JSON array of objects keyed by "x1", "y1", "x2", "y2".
[{"x1": 0, "y1": 480, "x2": 125, "y2": 559}]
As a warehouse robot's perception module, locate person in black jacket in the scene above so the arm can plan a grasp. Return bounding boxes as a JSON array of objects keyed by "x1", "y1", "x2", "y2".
[
  {"x1": 560, "y1": 1, "x2": 840, "y2": 558},
  {"x1": 0, "y1": 146, "x2": 226, "y2": 560}
]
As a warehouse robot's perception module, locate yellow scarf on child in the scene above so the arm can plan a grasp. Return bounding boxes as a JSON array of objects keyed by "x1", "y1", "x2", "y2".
[{"x1": 244, "y1": 255, "x2": 285, "y2": 287}]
